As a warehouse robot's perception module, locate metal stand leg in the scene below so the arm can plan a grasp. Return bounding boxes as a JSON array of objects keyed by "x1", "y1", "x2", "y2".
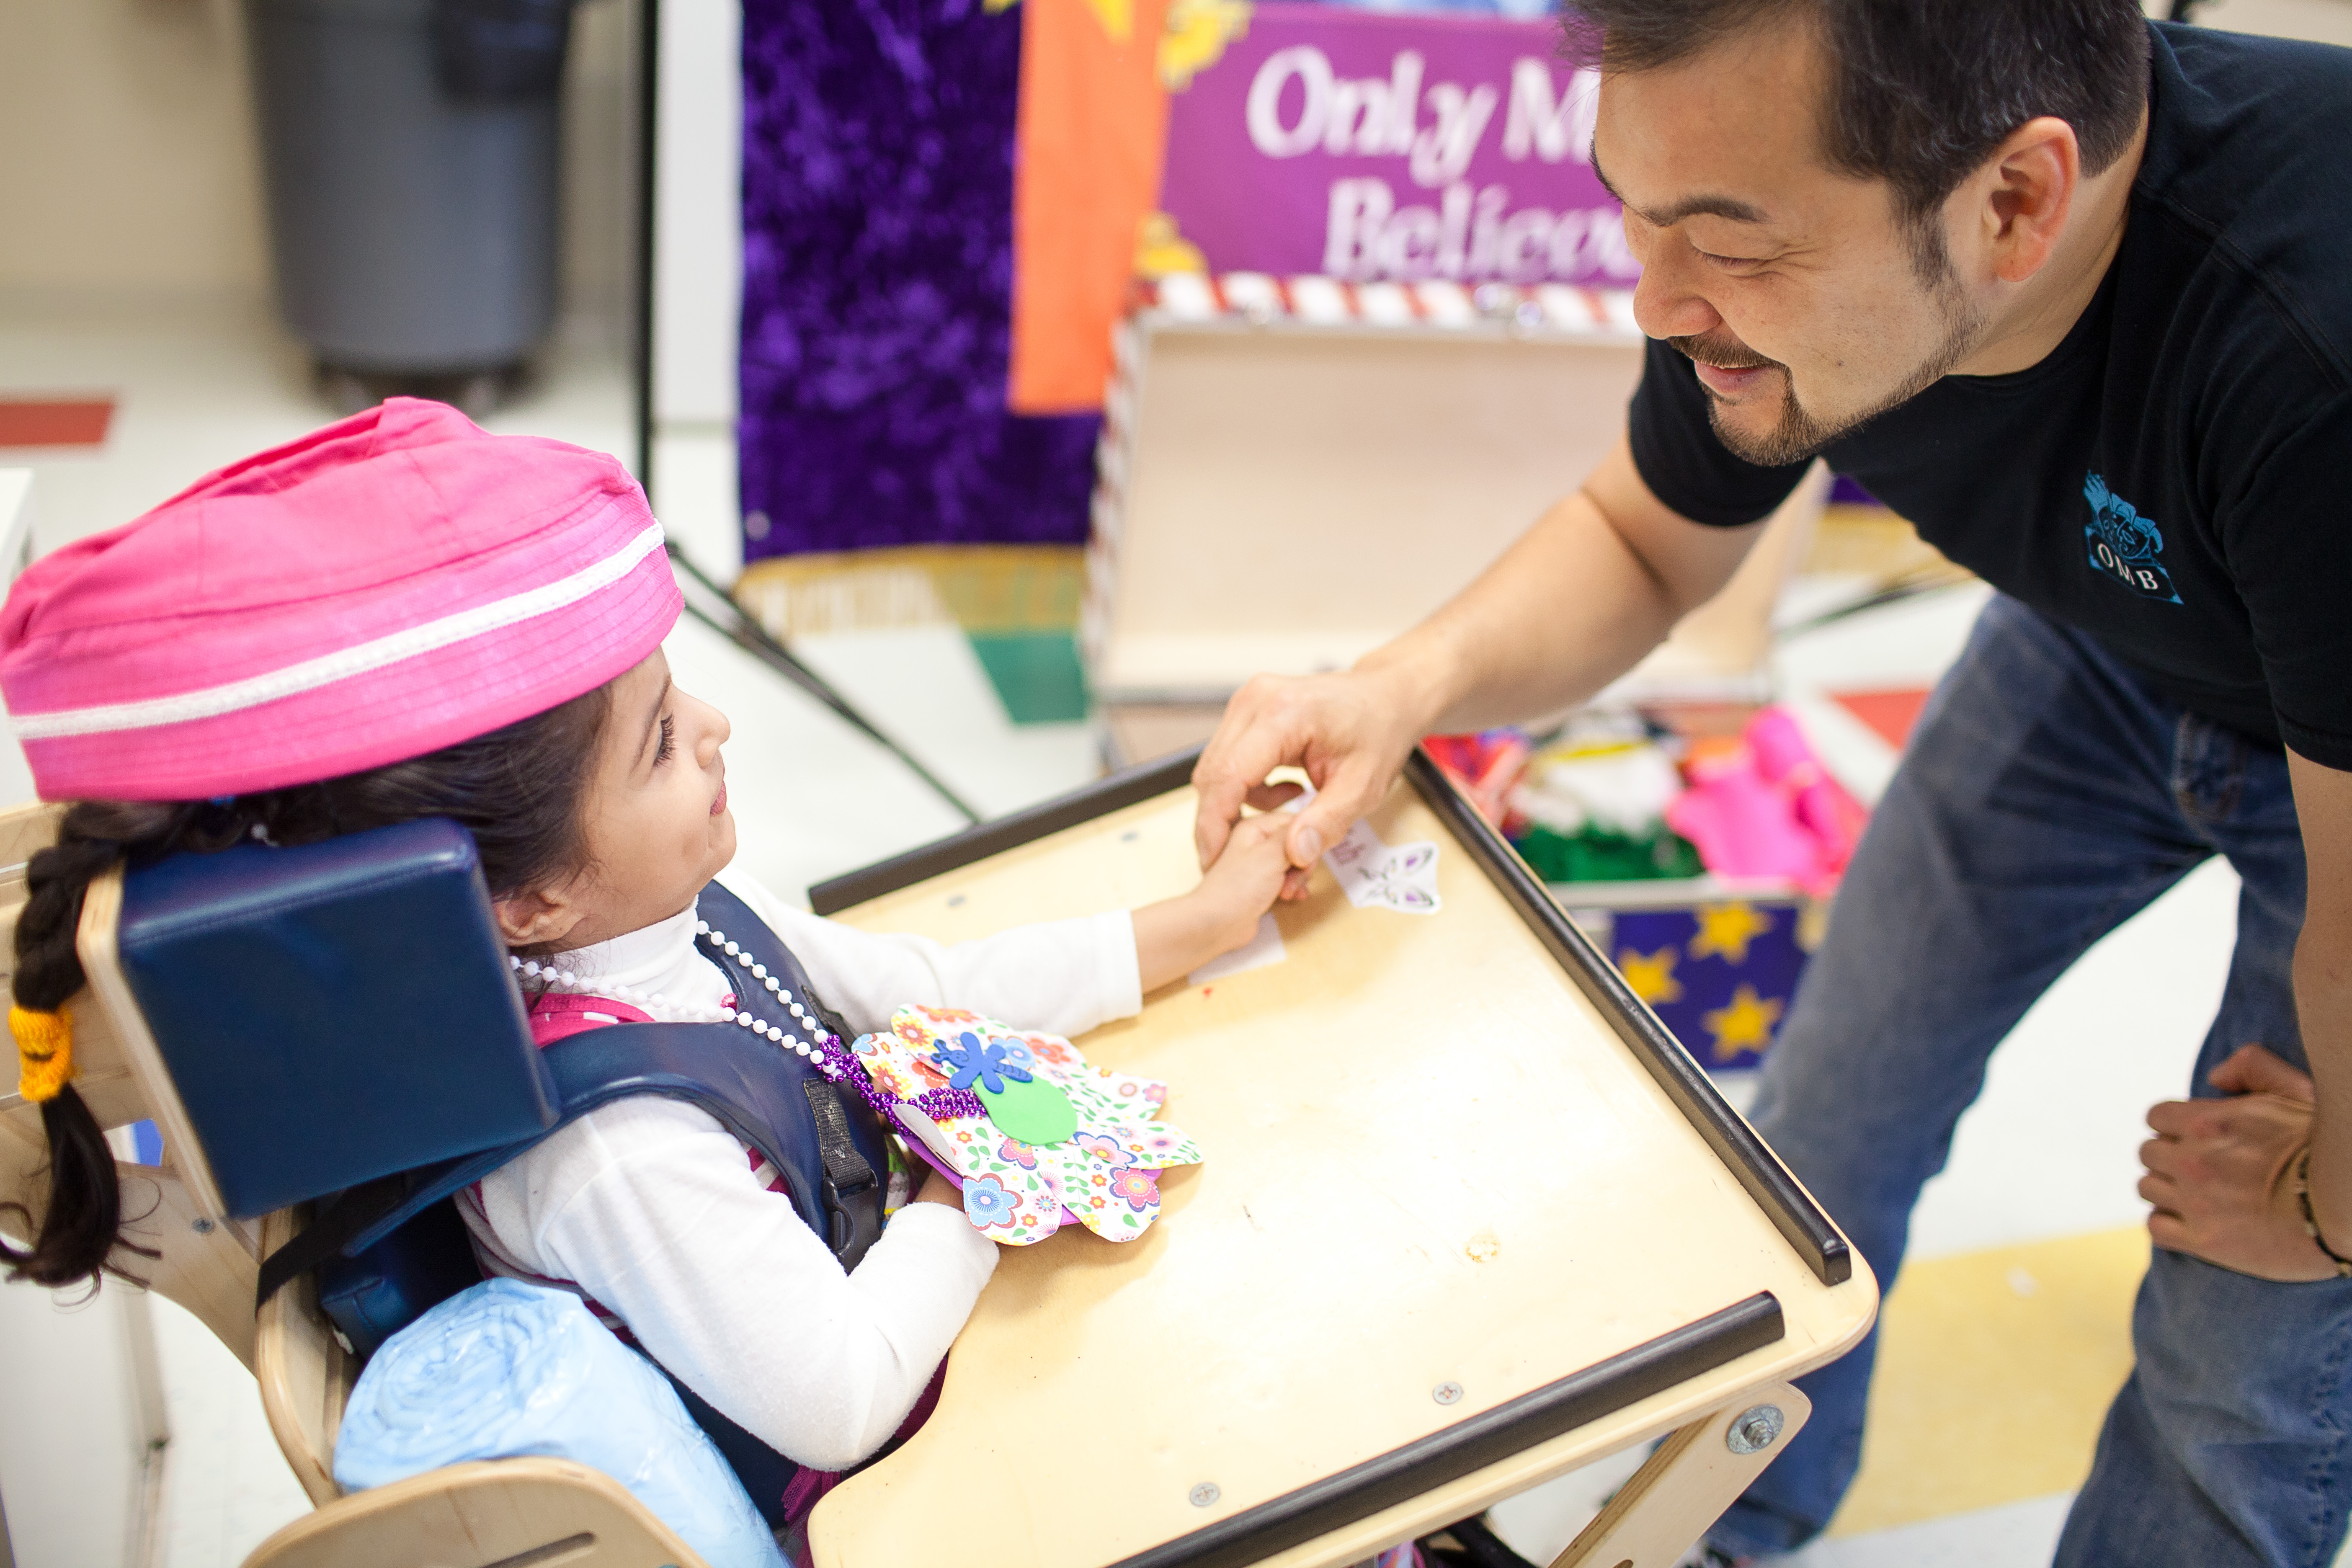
[{"x1": 1551, "y1": 1381, "x2": 1811, "y2": 1568}]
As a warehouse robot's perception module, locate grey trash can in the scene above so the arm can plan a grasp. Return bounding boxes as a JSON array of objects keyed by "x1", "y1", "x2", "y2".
[{"x1": 246, "y1": 0, "x2": 576, "y2": 411}]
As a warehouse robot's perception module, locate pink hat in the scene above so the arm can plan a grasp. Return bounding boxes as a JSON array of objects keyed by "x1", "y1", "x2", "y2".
[{"x1": 0, "y1": 399, "x2": 681, "y2": 801}]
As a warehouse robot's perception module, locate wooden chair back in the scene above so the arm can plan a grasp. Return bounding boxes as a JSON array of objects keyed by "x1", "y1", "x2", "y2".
[
  {"x1": 0, "y1": 801, "x2": 263, "y2": 1364},
  {"x1": 3, "y1": 801, "x2": 710, "y2": 1568},
  {"x1": 239, "y1": 1457, "x2": 710, "y2": 1568}
]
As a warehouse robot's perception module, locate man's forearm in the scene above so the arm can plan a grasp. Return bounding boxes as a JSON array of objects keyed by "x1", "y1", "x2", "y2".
[
  {"x1": 2293, "y1": 927, "x2": 2352, "y2": 1239},
  {"x1": 1357, "y1": 487, "x2": 1697, "y2": 735}
]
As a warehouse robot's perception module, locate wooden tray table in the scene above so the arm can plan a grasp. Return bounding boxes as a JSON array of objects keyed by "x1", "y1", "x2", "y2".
[{"x1": 804, "y1": 749, "x2": 1877, "y2": 1568}]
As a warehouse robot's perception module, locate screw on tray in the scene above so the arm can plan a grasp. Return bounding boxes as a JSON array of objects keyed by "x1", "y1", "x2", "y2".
[{"x1": 1726, "y1": 1403, "x2": 1785, "y2": 1454}]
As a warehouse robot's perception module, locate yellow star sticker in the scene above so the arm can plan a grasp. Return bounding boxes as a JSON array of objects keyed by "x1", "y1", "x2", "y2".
[
  {"x1": 1617, "y1": 946, "x2": 1684, "y2": 1006},
  {"x1": 1134, "y1": 212, "x2": 1207, "y2": 279},
  {"x1": 1702, "y1": 984, "x2": 1785, "y2": 1062},
  {"x1": 1082, "y1": 0, "x2": 1134, "y2": 40},
  {"x1": 1160, "y1": 0, "x2": 1252, "y2": 89},
  {"x1": 1688, "y1": 901, "x2": 1774, "y2": 966}
]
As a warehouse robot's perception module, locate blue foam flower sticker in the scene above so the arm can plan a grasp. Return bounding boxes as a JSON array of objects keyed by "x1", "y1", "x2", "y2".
[{"x1": 932, "y1": 1031, "x2": 1034, "y2": 1095}]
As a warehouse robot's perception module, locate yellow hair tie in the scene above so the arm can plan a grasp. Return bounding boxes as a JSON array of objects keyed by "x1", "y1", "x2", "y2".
[{"x1": 10, "y1": 1005, "x2": 72, "y2": 1104}]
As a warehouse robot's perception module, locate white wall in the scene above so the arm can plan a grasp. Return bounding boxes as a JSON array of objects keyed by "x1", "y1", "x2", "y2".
[
  {"x1": 2153, "y1": 0, "x2": 2352, "y2": 46},
  {"x1": 0, "y1": 0, "x2": 267, "y2": 305},
  {"x1": 646, "y1": 0, "x2": 743, "y2": 577},
  {"x1": 652, "y1": 0, "x2": 739, "y2": 425},
  {"x1": 0, "y1": 1276, "x2": 167, "y2": 1568},
  {"x1": 0, "y1": 0, "x2": 639, "y2": 326}
]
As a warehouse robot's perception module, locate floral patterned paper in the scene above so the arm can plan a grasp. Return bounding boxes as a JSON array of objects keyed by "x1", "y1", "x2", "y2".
[{"x1": 849, "y1": 1005, "x2": 1202, "y2": 1246}]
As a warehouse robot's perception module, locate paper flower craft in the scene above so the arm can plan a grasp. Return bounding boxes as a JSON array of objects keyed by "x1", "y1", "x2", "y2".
[{"x1": 844, "y1": 1004, "x2": 1201, "y2": 1246}]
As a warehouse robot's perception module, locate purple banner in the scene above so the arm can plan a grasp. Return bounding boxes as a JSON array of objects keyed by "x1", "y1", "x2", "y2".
[{"x1": 1159, "y1": 5, "x2": 1635, "y2": 286}]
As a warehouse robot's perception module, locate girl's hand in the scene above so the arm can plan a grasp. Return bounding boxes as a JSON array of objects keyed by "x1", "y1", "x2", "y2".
[
  {"x1": 913, "y1": 1167, "x2": 964, "y2": 1209},
  {"x1": 1133, "y1": 813, "x2": 1296, "y2": 992}
]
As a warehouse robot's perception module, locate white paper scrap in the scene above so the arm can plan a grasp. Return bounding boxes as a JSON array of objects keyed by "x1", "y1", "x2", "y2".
[
  {"x1": 1323, "y1": 818, "x2": 1443, "y2": 914},
  {"x1": 1189, "y1": 913, "x2": 1289, "y2": 985}
]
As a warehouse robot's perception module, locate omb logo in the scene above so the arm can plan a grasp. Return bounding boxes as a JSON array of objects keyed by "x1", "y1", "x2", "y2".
[{"x1": 2082, "y1": 472, "x2": 2181, "y2": 604}]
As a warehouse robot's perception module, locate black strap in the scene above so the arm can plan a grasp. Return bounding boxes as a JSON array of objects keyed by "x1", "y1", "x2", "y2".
[
  {"x1": 803, "y1": 1077, "x2": 885, "y2": 1261},
  {"x1": 802, "y1": 1078, "x2": 877, "y2": 1199},
  {"x1": 254, "y1": 1175, "x2": 410, "y2": 1310}
]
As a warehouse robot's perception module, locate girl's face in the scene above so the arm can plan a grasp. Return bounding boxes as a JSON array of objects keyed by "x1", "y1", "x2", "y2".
[{"x1": 495, "y1": 649, "x2": 736, "y2": 951}]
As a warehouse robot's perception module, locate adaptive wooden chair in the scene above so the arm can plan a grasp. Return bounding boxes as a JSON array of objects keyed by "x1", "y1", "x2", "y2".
[
  {"x1": 0, "y1": 746, "x2": 1877, "y2": 1568},
  {"x1": 0, "y1": 801, "x2": 717, "y2": 1568}
]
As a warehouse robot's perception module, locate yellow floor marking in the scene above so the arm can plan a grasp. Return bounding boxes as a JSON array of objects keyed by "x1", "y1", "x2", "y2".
[
  {"x1": 1826, "y1": 1226, "x2": 2149, "y2": 1537},
  {"x1": 735, "y1": 544, "x2": 1082, "y2": 638}
]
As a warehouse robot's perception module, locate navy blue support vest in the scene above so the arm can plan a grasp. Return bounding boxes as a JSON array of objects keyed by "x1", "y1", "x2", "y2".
[{"x1": 261, "y1": 882, "x2": 894, "y2": 1523}]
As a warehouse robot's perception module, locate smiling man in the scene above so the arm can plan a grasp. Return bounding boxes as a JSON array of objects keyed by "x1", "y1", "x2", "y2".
[{"x1": 1189, "y1": 4, "x2": 2352, "y2": 1564}]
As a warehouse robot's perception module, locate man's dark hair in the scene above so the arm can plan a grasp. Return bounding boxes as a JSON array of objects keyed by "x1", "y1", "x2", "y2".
[{"x1": 1567, "y1": 0, "x2": 2150, "y2": 226}]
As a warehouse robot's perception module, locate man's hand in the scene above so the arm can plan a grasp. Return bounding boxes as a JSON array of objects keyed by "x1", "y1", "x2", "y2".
[
  {"x1": 1188, "y1": 438, "x2": 1766, "y2": 896},
  {"x1": 2140, "y1": 1043, "x2": 2339, "y2": 1282},
  {"x1": 1191, "y1": 663, "x2": 1434, "y2": 899}
]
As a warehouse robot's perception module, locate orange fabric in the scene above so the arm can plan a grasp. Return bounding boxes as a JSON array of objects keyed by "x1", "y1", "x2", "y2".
[
  {"x1": 1830, "y1": 687, "x2": 1933, "y2": 750},
  {"x1": 1007, "y1": 0, "x2": 1173, "y2": 415},
  {"x1": 0, "y1": 400, "x2": 112, "y2": 449}
]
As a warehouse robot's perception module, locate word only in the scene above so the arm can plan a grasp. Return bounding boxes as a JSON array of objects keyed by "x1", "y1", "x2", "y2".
[{"x1": 1244, "y1": 45, "x2": 1637, "y2": 286}]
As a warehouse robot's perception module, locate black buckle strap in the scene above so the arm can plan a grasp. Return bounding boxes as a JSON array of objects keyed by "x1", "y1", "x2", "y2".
[
  {"x1": 802, "y1": 1078, "x2": 877, "y2": 1199},
  {"x1": 804, "y1": 1078, "x2": 884, "y2": 1268},
  {"x1": 254, "y1": 1174, "x2": 409, "y2": 1311}
]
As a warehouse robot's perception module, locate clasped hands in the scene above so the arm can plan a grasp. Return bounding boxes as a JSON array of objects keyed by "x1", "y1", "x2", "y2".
[{"x1": 2142, "y1": 1043, "x2": 2344, "y2": 1282}]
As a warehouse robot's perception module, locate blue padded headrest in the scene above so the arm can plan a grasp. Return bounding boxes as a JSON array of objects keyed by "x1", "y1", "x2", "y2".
[{"x1": 116, "y1": 818, "x2": 556, "y2": 1220}]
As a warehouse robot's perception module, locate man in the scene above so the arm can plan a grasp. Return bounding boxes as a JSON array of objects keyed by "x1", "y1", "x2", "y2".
[{"x1": 1189, "y1": 4, "x2": 2352, "y2": 1563}]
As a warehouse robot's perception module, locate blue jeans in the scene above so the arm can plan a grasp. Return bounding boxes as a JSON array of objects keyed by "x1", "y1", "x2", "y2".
[{"x1": 1710, "y1": 595, "x2": 2352, "y2": 1567}]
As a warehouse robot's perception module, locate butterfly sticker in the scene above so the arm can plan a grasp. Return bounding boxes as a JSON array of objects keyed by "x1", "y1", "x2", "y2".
[{"x1": 1323, "y1": 821, "x2": 1443, "y2": 914}]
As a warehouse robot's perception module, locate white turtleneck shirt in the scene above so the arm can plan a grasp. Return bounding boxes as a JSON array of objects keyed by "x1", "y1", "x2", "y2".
[{"x1": 459, "y1": 868, "x2": 1140, "y2": 1472}]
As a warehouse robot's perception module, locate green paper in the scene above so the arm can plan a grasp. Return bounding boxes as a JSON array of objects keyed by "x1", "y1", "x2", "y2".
[
  {"x1": 967, "y1": 632, "x2": 1090, "y2": 724},
  {"x1": 981, "y1": 1073, "x2": 1078, "y2": 1147}
]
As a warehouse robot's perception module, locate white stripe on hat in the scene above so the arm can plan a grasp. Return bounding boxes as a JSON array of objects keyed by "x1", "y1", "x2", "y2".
[{"x1": 10, "y1": 521, "x2": 668, "y2": 742}]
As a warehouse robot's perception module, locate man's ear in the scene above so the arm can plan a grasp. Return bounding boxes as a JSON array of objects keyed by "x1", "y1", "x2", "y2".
[
  {"x1": 1975, "y1": 115, "x2": 2080, "y2": 285},
  {"x1": 494, "y1": 885, "x2": 583, "y2": 951}
]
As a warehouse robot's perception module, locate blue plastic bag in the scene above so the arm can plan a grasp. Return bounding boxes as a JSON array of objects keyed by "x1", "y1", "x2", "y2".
[{"x1": 335, "y1": 1278, "x2": 788, "y2": 1568}]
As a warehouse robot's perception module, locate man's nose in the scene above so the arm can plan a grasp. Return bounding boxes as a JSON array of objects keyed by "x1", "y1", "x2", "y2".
[{"x1": 1630, "y1": 240, "x2": 1723, "y2": 341}]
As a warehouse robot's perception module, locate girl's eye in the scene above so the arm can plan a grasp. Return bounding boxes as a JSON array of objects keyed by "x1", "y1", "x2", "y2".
[{"x1": 654, "y1": 714, "x2": 676, "y2": 766}]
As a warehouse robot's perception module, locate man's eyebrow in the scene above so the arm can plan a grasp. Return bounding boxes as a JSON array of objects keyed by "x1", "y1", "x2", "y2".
[
  {"x1": 637, "y1": 674, "x2": 673, "y2": 766},
  {"x1": 1590, "y1": 150, "x2": 1769, "y2": 227}
]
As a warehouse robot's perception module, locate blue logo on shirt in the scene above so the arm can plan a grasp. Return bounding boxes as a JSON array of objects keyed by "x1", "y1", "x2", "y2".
[{"x1": 2083, "y1": 473, "x2": 2181, "y2": 603}]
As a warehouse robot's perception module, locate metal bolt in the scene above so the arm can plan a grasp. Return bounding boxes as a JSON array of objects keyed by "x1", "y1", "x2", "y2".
[
  {"x1": 1726, "y1": 1403, "x2": 1785, "y2": 1455},
  {"x1": 1189, "y1": 1483, "x2": 1221, "y2": 1508},
  {"x1": 190, "y1": 1217, "x2": 215, "y2": 1235},
  {"x1": 1433, "y1": 1381, "x2": 1464, "y2": 1406}
]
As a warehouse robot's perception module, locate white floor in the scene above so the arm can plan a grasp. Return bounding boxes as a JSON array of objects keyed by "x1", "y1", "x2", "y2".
[{"x1": 0, "y1": 300, "x2": 2267, "y2": 1568}]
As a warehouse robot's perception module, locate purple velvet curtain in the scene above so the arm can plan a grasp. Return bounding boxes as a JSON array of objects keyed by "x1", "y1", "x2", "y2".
[{"x1": 737, "y1": 0, "x2": 1100, "y2": 561}]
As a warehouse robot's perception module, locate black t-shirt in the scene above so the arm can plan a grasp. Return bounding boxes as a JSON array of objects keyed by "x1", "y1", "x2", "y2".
[{"x1": 1628, "y1": 22, "x2": 2352, "y2": 765}]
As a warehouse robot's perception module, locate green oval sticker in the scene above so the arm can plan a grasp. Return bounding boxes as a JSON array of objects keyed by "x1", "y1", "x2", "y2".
[{"x1": 981, "y1": 1073, "x2": 1078, "y2": 1147}]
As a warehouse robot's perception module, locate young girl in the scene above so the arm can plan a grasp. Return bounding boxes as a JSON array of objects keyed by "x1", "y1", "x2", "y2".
[{"x1": 0, "y1": 399, "x2": 1292, "y2": 1481}]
